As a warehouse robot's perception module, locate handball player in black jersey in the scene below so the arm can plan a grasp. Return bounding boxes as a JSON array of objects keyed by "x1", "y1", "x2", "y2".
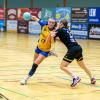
[{"x1": 51, "y1": 19, "x2": 96, "y2": 87}]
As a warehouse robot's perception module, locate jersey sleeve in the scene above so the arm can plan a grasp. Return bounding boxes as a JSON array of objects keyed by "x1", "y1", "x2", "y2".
[{"x1": 38, "y1": 19, "x2": 48, "y2": 26}]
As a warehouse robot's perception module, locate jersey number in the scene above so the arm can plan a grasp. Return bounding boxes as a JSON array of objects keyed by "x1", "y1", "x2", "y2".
[
  {"x1": 67, "y1": 30, "x2": 75, "y2": 42},
  {"x1": 41, "y1": 39, "x2": 45, "y2": 43}
]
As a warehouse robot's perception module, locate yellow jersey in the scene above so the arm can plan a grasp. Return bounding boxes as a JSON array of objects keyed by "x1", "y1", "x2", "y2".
[{"x1": 37, "y1": 25, "x2": 53, "y2": 52}]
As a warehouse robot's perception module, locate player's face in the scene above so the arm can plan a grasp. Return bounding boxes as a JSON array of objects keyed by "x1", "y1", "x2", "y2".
[
  {"x1": 48, "y1": 19, "x2": 56, "y2": 29},
  {"x1": 59, "y1": 22, "x2": 64, "y2": 28}
]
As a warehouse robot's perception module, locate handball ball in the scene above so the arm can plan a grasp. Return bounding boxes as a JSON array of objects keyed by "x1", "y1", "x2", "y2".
[{"x1": 23, "y1": 12, "x2": 31, "y2": 21}]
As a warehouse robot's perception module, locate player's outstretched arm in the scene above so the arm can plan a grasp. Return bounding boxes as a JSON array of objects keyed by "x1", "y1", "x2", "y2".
[
  {"x1": 31, "y1": 16, "x2": 39, "y2": 21},
  {"x1": 31, "y1": 16, "x2": 47, "y2": 26}
]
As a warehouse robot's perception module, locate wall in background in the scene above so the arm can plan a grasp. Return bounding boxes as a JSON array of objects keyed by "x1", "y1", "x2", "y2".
[
  {"x1": 7, "y1": 0, "x2": 31, "y2": 8},
  {"x1": 5, "y1": 0, "x2": 100, "y2": 8},
  {"x1": 66, "y1": 0, "x2": 100, "y2": 7},
  {"x1": 6, "y1": 0, "x2": 63, "y2": 8},
  {"x1": 0, "y1": 0, "x2": 4, "y2": 8},
  {"x1": 32, "y1": 0, "x2": 63, "y2": 8}
]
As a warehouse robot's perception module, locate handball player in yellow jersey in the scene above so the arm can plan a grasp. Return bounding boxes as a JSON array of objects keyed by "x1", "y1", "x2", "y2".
[{"x1": 20, "y1": 16, "x2": 57, "y2": 85}]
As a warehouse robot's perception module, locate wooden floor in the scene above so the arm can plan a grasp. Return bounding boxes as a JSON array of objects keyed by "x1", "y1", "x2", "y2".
[{"x1": 0, "y1": 32, "x2": 100, "y2": 100}]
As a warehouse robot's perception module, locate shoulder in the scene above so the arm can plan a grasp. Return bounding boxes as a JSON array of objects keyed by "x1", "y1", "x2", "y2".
[
  {"x1": 56, "y1": 28, "x2": 63, "y2": 33},
  {"x1": 38, "y1": 19, "x2": 48, "y2": 26}
]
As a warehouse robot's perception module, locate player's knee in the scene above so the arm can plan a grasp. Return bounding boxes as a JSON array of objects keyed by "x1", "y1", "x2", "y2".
[
  {"x1": 34, "y1": 59, "x2": 43, "y2": 65},
  {"x1": 60, "y1": 65, "x2": 63, "y2": 70},
  {"x1": 60, "y1": 64, "x2": 67, "y2": 70}
]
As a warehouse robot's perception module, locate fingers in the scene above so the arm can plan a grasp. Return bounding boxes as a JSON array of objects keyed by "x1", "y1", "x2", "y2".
[
  {"x1": 50, "y1": 31, "x2": 56, "y2": 37},
  {"x1": 31, "y1": 16, "x2": 36, "y2": 20}
]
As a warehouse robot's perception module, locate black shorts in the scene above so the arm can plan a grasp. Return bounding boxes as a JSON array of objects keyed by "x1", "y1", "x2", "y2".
[{"x1": 63, "y1": 45, "x2": 83, "y2": 63}]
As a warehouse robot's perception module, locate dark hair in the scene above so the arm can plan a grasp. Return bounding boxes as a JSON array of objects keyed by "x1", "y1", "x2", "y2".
[
  {"x1": 55, "y1": 21, "x2": 57, "y2": 27},
  {"x1": 60, "y1": 19, "x2": 68, "y2": 28}
]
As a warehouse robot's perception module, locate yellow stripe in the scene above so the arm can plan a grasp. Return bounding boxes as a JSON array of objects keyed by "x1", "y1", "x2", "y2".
[
  {"x1": 63, "y1": 57, "x2": 73, "y2": 62},
  {"x1": 78, "y1": 57, "x2": 83, "y2": 61}
]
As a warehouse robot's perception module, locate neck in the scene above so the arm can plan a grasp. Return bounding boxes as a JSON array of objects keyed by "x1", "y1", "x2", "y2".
[{"x1": 49, "y1": 27, "x2": 54, "y2": 31}]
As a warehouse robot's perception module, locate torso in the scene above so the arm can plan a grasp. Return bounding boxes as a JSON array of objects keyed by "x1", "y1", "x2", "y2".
[{"x1": 38, "y1": 25, "x2": 52, "y2": 52}]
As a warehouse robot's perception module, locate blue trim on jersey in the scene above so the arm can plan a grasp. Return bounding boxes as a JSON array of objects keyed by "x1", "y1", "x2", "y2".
[
  {"x1": 38, "y1": 19, "x2": 48, "y2": 26},
  {"x1": 35, "y1": 46, "x2": 49, "y2": 57}
]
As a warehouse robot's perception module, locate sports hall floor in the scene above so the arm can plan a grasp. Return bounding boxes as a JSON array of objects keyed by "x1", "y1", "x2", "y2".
[{"x1": 0, "y1": 32, "x2": 100, "y2": 100}]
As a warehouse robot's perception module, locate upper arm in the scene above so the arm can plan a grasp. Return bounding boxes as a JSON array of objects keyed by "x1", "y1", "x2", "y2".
[{"x1": 38, "y1": 19, "x2": 48, "y2": 26}]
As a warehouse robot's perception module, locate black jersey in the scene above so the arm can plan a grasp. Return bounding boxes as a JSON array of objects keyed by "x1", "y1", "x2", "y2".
[{"x1": 56, "y1": 28, "x2": 79, "y2": 49}]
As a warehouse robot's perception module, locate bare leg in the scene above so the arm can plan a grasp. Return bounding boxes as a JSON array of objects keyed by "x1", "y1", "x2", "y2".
[
  {"x1": 60, "y1": 60, "x2": 81, "y2": 87},
  {"x1": 28, "y1": 54, "x2": 46, "y2": 76},
  {"x1": 60, "y1": 60, "x2": 75, "y2": 77},
  {"x1": 33, "y1": 52, "x2": 39, "y2": 62},
  {"x1": 20, "y1": 54, "x2": 46, "y2": 85},
  {"x1": 77, "y1": 60, "x2": 96, "y2": 84},
  {"x1": 77, "y1": 60, "x2": 92, "y2": 79},
  {"x1": 34, "y1": 54, "x2": 46, "y2": 65},
  {"x1": 23, "y1": 52, "x2": 39, "y2": 81}
]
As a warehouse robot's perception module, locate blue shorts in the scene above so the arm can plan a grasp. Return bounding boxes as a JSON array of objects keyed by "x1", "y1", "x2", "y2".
[{"x1": 35, "y1": 46, "x2": 49, "y2": 57}]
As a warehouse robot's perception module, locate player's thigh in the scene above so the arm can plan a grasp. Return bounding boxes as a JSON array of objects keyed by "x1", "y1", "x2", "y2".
[
  {"x1": 33, "y1": 52, "x2": 39, "y2": 62},
  {"x1": 61, "y1": 60, "x2": 70, "y2": 67},
  {"x1": 34, "y1": 46, "x2": 41, "y2": 62},
  {"x1": 63, "y1": 50, "x2": 75, "y2": 63},
  {"x1": 34, "y1": 54, "x2": 46, "y2": 65}
]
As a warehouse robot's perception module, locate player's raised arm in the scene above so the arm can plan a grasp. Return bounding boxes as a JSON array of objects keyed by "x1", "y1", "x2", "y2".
[
  {"x1": 23, "y1": 12, "x2": 47, "y2": 26},
  {"x1": 31, "y1": 16, "x2": 47, "y2": 26},
  {"x1": 31, "y1": 15, "x2": 39, "y2": 21}
]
